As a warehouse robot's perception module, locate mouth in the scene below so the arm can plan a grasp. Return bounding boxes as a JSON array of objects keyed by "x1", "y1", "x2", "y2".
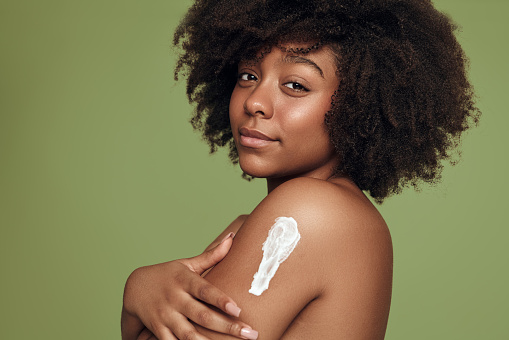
[{"x1": 239, "y1": 127, "x2": 277, "y2": 148}]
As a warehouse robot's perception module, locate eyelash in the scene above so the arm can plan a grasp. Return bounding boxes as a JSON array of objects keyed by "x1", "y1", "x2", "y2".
[
  {"x1": 283, "y1": 82, "x2": 309, "y2": 92},
  {"x1": 237, "y1": 72, "x2": 309, "y2": 92},
  {"x1": 238, "y1": 72, "x2": 257, "y2": 82}
]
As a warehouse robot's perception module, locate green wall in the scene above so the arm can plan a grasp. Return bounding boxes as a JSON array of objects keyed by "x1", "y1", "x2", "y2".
[{"x1": 0, "y1": 0, "x2": 507, "y2": 338}]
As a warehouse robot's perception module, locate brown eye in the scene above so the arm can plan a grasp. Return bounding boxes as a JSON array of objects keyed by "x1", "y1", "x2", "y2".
[
  {"x1": 238, "y1": 73, "x2": 257, "y2": 81},
  {"x1": 283, "y1": 82, "x2": 308, "y2": 92}
]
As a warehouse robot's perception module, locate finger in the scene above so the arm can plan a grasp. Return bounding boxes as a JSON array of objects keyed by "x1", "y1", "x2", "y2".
[
  {"x1": 186, "y1": 275, "x2": 241, "y2": 318},
  {"x1": 149, "y1": 325, "x2": 179, "y2": 340},
  {"x1": 183, "y1": 297, "x2": 257, "y2": 339},
  {"x1": 137, "y1": 328, "x2": 162, "y2": 340},
  {"x1": 184, "y1": 233, "x2": 234, "y2": 275},
  {"x1": 168, "y1": 313, "x2": 213, "y2": 340}
]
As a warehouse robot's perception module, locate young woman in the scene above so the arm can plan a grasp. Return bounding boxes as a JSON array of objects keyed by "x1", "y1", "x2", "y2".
[{"x1": 121, "y1": 0, "x2": 479, "y2": 339}]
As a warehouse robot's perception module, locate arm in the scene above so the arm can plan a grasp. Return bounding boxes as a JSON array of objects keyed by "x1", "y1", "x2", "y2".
[
  {"x1": 121, "y1": 216, "x2": 256, "y2": 340},
  {"x1": 196, "y1": 178, "x2": 393, "y2": 339}
]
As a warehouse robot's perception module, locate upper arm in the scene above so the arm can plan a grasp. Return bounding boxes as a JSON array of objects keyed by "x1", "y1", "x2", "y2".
[{"x1": 198, "y1": 179, "x2": 393, "y2": 339}]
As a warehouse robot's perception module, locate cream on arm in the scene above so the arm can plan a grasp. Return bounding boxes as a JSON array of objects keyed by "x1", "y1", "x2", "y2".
[
  {"x1": 249, "y1": 217, "x2": 300, "y2": 296},
  {"x1": 195, "y1": 178, "x2": 392, "y2": 340}
]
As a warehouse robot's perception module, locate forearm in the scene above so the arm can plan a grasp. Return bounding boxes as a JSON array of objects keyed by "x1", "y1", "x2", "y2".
[{"x1": 120, "y1": 235, "x2": 255, "y2": 340}]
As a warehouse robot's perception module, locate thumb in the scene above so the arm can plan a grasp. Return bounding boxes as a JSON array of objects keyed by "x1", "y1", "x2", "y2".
[{"x1": 184, "y1": 232, "x2": 234, "y2": 275}]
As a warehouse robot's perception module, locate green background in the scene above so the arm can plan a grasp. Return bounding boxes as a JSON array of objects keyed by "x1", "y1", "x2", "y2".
[{"x1": 0, "y1": 0, "x2": 507, "y2": 338}]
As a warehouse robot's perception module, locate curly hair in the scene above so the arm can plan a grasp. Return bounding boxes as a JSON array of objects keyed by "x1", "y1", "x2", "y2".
[{"x1": 173, "y1": 0, "x2": 480, "y2": 203}]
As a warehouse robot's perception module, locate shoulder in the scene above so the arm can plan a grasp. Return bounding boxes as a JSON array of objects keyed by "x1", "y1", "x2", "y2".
[
  {"x1": 253, "y1": 177, "x2": 391, "y2": 252},
  {"x1": 260, "y1": 178, "x2": 392, "y2": 338},
  {"x1": 237, "y1": 176, "x2": 392, "y2": 296},
  {"x1": 201, "y1": 178, "x2": 392, "y2": 338},
  {"x1": 262, "y1": 177, "x2": 380, "y2": 218}
]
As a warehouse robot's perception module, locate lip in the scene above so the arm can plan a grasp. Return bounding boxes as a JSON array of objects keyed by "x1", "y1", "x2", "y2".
[{"x1": 239, "y1": 127, "x2": 277, "y2": 148}]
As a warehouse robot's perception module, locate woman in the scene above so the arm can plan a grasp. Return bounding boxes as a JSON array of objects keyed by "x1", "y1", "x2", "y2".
[{"x1": 122, "y1": 0, "x2": 479, "y2": 339}]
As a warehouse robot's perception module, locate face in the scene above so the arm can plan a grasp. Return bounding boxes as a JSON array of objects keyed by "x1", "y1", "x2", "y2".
[{"x1": 229, "y1": 44, "x2": 340, "y2": 182}]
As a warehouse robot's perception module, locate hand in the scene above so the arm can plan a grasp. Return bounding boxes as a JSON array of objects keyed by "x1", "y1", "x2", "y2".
[{"x1": 122, "y1": 233, "x2": 258, "y2": 340}]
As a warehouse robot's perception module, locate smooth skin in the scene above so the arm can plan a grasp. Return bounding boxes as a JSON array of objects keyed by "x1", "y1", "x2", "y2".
[
  {"x1": 121, "y1": 45, "x2": 393, "y2": 339},
  {"x1": 122, "y1": 225, "x2": 253, "y2": 340},
  {"x1": 198, "y1": 178, "x2": 392, "y2": 339}
]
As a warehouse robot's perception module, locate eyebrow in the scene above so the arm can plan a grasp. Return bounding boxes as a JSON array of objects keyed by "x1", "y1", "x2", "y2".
[{"x1": 282, "y1": 55, "x2": 324, "y2": 78}]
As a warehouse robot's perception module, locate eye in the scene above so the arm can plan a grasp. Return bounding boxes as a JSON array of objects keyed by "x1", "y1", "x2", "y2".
[
  {"x1": 283, "y1": 81, "x2": 309, "y2": 92},
  {"x1": 238, "y1": 72, "x2": 257, "y2": 82}
]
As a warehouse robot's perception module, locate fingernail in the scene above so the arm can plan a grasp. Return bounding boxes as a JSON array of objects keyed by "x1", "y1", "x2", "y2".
[
  {"x1": 225, "y1": 302, "x2": 241, "y2": 317},
  {"x1": 220, "y1": 232, "x2": 235, "y2": 244},
  {"x1": 241, "y1": 327, "x2": 258, "y2": 340}
]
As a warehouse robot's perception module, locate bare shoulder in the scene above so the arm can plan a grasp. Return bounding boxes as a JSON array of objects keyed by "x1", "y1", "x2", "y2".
[
  {"x1": 265, "y1": 178, "x2": 393, "y2": 338},
  {"x1": 255, "y1": 177, "x2": 391, "y2": 249},
  {"x1": 200, "y1": 177, "x2": 393, "y2": 339}
]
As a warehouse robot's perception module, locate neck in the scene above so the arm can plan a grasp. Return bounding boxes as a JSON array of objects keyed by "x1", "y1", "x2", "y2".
[
  {"x1": 266, "y1": 177, "x2": 286, "y2": 194},
  {"x1": 265, "y1": 167, "x2": 340, "y2": 194},
  {"x1": 266, "y1": 172, "x2": 356, "y2": 197}
]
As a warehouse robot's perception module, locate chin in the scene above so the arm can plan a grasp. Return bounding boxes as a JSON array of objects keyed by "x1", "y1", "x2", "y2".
[
  {"x1": 239, "y1": 165, "x2": 267, "y2": 179},
  {"x1": 238, "y1": 158, "x2": 274, "y2": 179}
]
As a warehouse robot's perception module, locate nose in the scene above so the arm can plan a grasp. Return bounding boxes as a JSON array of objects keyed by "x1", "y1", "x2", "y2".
[{"x1": 243, "y1": 81, "x2": 274, "y2": 119}]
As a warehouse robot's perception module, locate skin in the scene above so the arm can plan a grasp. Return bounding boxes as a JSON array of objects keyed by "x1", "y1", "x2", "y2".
[
  {"x1": 122, "y1": 44, "x2": 393, "y2": 339},
  {"x1": 122, "y1": 219, "x2": 253, "y2": 340},
  {"x1": 199, "y1": 178, "x2": 392, "y2": 339}
]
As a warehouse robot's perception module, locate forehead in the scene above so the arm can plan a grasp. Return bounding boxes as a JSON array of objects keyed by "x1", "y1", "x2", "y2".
[{"x1": 240, "y1": 44, "x2": 338, "y2": 73}]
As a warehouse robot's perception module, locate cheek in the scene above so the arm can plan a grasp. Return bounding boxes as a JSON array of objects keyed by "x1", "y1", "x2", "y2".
[
  {"x1": 229, "y1": 88, "x2": 244, "y2": 127},
  {"x1": 286, "y1": 98, "x2": 331, "y2": 141}
]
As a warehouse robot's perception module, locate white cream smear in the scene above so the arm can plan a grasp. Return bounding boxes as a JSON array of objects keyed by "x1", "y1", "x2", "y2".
[{"x1": 249, "y1": 217, "x2": 301, "y2": 296}]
